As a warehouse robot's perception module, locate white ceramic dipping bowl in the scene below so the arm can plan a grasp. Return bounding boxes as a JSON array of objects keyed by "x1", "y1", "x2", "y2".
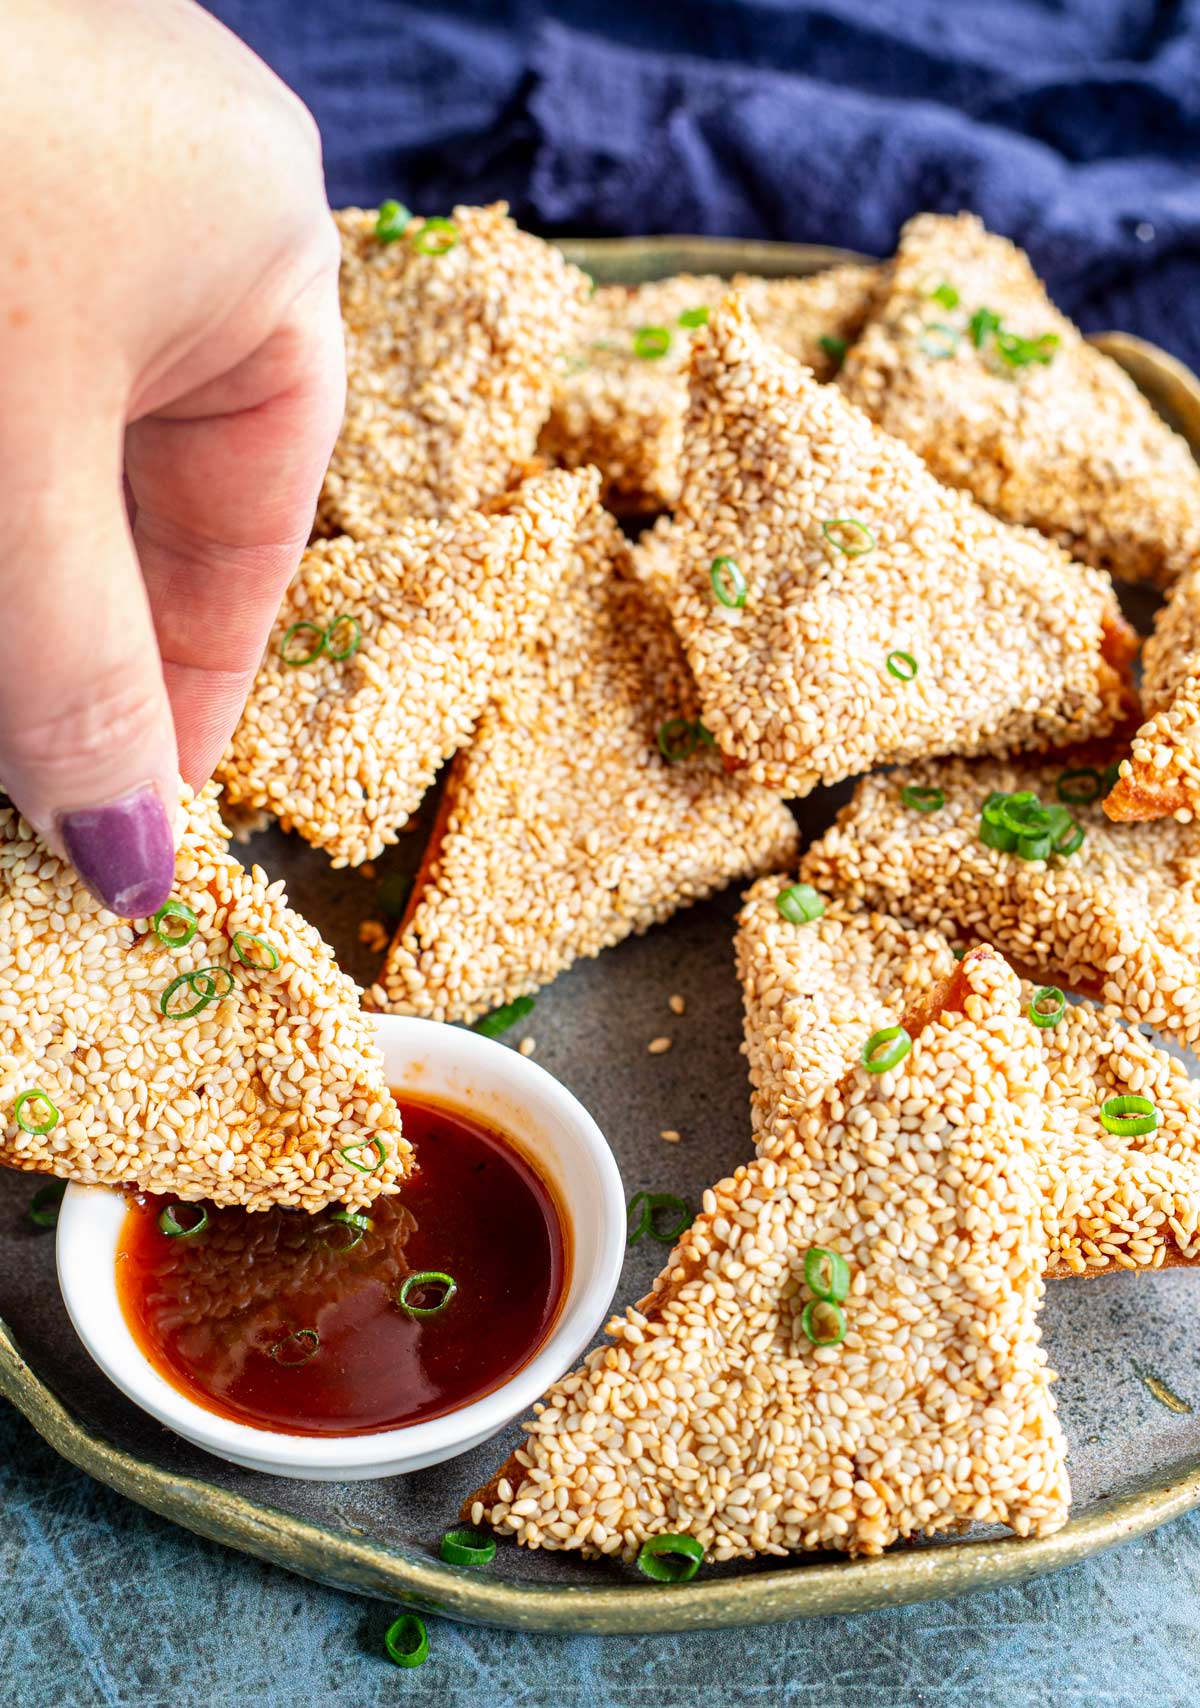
[{"x1": 56, "y1": 1013, "x2": 626, "y2": 1480}]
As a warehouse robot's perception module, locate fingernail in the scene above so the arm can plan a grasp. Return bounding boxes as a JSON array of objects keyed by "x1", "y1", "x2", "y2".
[{"x1": 59, "y1": 785, "x2": 175, "y2": 919}]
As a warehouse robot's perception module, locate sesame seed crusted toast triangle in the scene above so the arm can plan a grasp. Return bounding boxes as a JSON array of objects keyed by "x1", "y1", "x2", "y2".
[
  {"x1": 218, "y1": 468, "x2": 598, "y2": 868},
  {"x1": 463, "y1": 949, "x2": 1070, "y2": 1560},
  {"x1": 737, "y1": 884, "x2": 1200, "y2": 1277},
  {"x1": 1105, "y1": 569, "x2": 1200, "y2": 823},
  {"x1": 370, "y1": 499, "x2": 800, "y2": 1025},
  {"x1": 655, "y1": 296, "x2": 1136, "y2": 796},
  {"x1": 0, "y1": 784, "x2": 409, "y2": 1213},
  {"x1": 839, "y1": 212, "x2": 1200, "y2": 589},
  {"x1": 540, "y1": 264, "x2": 881, "y2": 516},
  {"x1": 799, "y1": 754, "x2": 1200, "y2": 1052},
  {"x1": 317, "y1": 204, "x2": 591, "y2": 538}
]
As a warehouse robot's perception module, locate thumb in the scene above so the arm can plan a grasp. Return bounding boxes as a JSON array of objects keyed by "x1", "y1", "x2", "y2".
[{"x1": 0, "y1": 441, "x2": 178, "y2": 918}]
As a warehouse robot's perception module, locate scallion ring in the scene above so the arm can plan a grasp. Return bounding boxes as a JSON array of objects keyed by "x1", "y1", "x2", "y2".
[
  {"x1": 411, "y1": 217, "x2": 459, "y2": 255},
  {"x1": 1056, "y1": 767, "x2": 1103, "y2": 806},
  {"x1": 801, "y1": 1298, "x2": 847, "y2": 1347},
  {"x1": 969, "y1": 306, "x2": 1001, "y2": 348},
  {"x1": 268, "y1": 1328, "x2": 321, "y2": 1366},
  {"x1": 901, "y1": 784, "x2": 944, "y2": 814},
  {"x1": 473, "y1": 995, "x2": 535, "y2": 1038},
  {"x1": 979, "y1": 793, "x2": 1018, "y2": 853},
  {"x1": 775, "y1": 883, "x2": 826, "y2": 925},
  {"x1": 677, "y1": 306, "x2": 709, "y2": 329},
  {"x1": 819, "y1": 333, "x2": 848, "y2": 369},
  {"x1": 709, "y1": 554, "x2": 746, "y2": 609},
  {"x1": 14, "y1": 1088, "x2": 60, "y2": 1136},
  {"x1": 1100, "y1": 1094, "x2": 1159, "y2": 1137},
  {"x1": 374, "y1": 199, "x2": 412, "y2": 243},
  {"x1": 821, "y1": 517, "x2": 876, "y2": 557},
  {"x1": 384, "y1": 1614, "x2": 429, "y2": 1669},
  {"x1": 657, "y1": 716, "x2": 700, "y2": 762},
  {"x1": 998, "y1": 792, "x2": 1050, "y2": 836},
  {"x1": 927, "y1": 281, "x2": 960, "y2": 309},
  {"x1": 398, "y1": 1271, "x2": 458, "y2": 1317},
  {"x1": 626, "y1": 1191, "x2": 693, "y2": 1246},
  {"x1": 440, "y1": 1527, "x2": 497, "y2": 1567},
  {"x1": 886, "y1": 650, "x2": 918, "y2": 682},
  {"x1": 919, "y1": 321, "x2": 959, "y2": 359},
  {"x1": 338, "y1": 1136, "x2": 387, "y2": 1174},
  {"x1": 1017, "y1": 831, "x2": 1052, "y2": 862},
  {"x1": 324, "y1": 614, "x2": 362, "y2": 661},
  {"x1": 633, "y1": 324, "x2": 671, "y2": 360},
  {"x1": 27, "y1": 1182, "x2": 65, "y2": 1229},
  {"x1": 231, "y1": 931, "x2": 281, "y2": 971},
  {"x1": 861, "y1": 1025, "x2": 912, "y2": 1075},
  {"x1": 803, "y1": 1246, "x2": 851, "y2": 1303},
  {"x1": 1101, "y1": 761, "x2": 1122, "y2": 798},
  {"x1": 1029, "y1": 986, "x2": 1066, "y2": 1029},
  {"x1": 322, "y1": 1208, "x2": 373, "y2": 1249},
  {"x1": 279, "y1": 620, "x2": 326, "y2": 667},
  {"x1": 158, "y1": 967, "x2": 234, "y2": 1019},
  {"x1": 1052, "y1": 817, "x2": 1085, "y2": 857},
  {"x1": 151, "y1": 899, "x2": 198, "y2": 947},
  {"x1": 636, "y1": 1533, "x2": 704, "y2": 1583},
  {"x1": 158, "y1": 1202, "x2": 209, "y2": 1238}
]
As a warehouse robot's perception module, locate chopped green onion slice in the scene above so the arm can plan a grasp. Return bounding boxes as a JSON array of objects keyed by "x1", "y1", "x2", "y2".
[
  {"x1": 1101, "y1": 761, "x2": 1122, "y2": 797},
  {"x1": 377, "y1": 872, "x2": 413, "y2": 926},
  {"x1": 412, "y1": 217, "x2": 459, "y2": 255},
  {"x1": 919, "y1": 321, "x2": 959, "y2": 359},
  {"x1": 709, "y1": 554, "x2": 747, "y2": 609},
  {"x1": 268, "y1": 1328, "x2": 320, "y2": 1366},
  {"x1": 158, "y1": 1202, "x2": 209, "y2": 1238},
  {"x1": 901, "y1": 784, "x2": 944, "y2": 814},
  {"x1": 1029, "y1": 986, "x2": 1066, "y2": 1029},
  {"x1": 1056, "y1": 767, "x2": 1103, "y2": 806},
  {"x1": 1052, "y1": 817, "x2": 1085, "y2": 857},
  {"x1": 995, "y1": 328, "x2": 1059, "y2": 368},
  {"x1": 338, "y1": 1136, "x2": 387, "y2": 1174},
  {"x1": 397, "y1": 1270, "x2": 458, "y2": 1316},
  {"x1": 818, "y1": 333, "x2": 848, "y2": 369},
  {"x1": 969, "y1": 306, "x2": 1002, "y2": 348},
  {"x1": 375, "y1": 199, "x2": 412, "y2": 243},
  {"x1": 1100, "y1": 1094, "x2": 1159, "y2": 1137},
  {"x1": 695, "y1": 721, "x2": 717, "y2": 746},
  {"x1": 158, "y1": 967, "x2": 234, "y2": 1019},
  {"x1": 384, "y1": 1613, "x2": 429, "y2": 1669},
  {"x1": 324, "y1": 614, "x2": 362, "y2": 661},
  {"x1": 803, "y1": 1246, "x2": 851, "y2": 1303},
  {"x1": 657, "y1": 716, "x2": 700, "y2": 762},
  {"x1": 1017, "y1": 832, "x2": 1052, "y2": 861},
  {"x1": 231, "y1": 931, "x2": 280, "y2": 971},
  {"x1": 279, "y1": 621, "x2": 326, "y2": 667},
  {"x1": 27, "y1": 1182, "x2": 65, "y2": 1229},
  {"x1": 440, "y1": 1527, "x2": 498, "y2": 1567},
  {"x1": 473, "y1": 995, "x2": 536, "y2": 1038},
  {"x1": 927, "y1": 281, "x2": 960, "y2": 309},
  {"x1": 633, "y1": 324, "x2": 671, "y2": 359},
  {"x1": 775, "y1": 883, "x2": 826, "y2": 925},
  {"x1": 886, "y1": 650, "x2": 918, "y2": 681},
  {"x1": 801, "y1": 1298, "x2": 847, "y2": 1347},
  {"x1": 821, "y1": 517, "x2": 876, "y2": 557},
  {"x1": 627, "y1": 1191, "x2": 693, "y2": 1246},
  {"x1": 861, "y1": 1025, "x2": 912, "y2": 1075},
  {"x1": 322, "y1": 1208, "x2": 373, "y2": 1249},
  {"x1": 636, "y1": 1533, "x2": 704, "y2": 1583},
  {"x1": 14, "y1": 1088, "x2": 60, "y2": 1136},
  {"x1": 677, "y1": 306, "x2": 709, "y2": 329},
  {"x1": 979, "y1": 794, "x2": 1017, "y2": 852},
  {"x1": 998, "y1": 792, "x2": 1048, "y2": 835},
  {"x1": 151, "y1": 899, "x2": 198, "y2": 947}
]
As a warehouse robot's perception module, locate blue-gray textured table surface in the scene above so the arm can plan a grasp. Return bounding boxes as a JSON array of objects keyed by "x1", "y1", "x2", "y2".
[{"x1": 3, "y1": 1402, "x2": 1198, "y2": 1708}]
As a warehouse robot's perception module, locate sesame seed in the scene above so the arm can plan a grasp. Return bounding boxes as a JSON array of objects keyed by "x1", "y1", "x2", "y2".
[
  {"x1": 647, "y1": 1037, "x2": 673, "y2": 1055},
  {"x1": 518, "y1": 1037, "x2": 536, "y2": 1057},
  {"x1": 659, "y1": 1129, "x2": 682, "y2": 1144},
  {"x1": 668, "y1": 994, "x2": 686, "y2": 1015}
]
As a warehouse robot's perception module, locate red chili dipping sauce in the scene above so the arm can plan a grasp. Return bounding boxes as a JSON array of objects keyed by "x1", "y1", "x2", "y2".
[{"x1": 115, "y1": 1094, "x2": 568, "y2": 1436}]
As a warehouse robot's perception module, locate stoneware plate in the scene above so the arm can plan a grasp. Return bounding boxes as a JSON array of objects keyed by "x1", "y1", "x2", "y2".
[{"x1": 3, "y1": 238, "x2": 1200, "y2": 1635}]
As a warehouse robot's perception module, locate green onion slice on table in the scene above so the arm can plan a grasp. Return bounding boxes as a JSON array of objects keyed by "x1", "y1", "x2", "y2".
[
  {"x1": 440, "y1": 1527, "x2": 498, "y2": 1567},
  {"x1": 473, "y1": 995, "x2": 536, "y2": 1038},
  {"x1": 627, "y1": 1191, "x2": 693, "y2": 1246},
  {"x1": 14, "y1": 1088, "x2": 60, "y2": 1135},
  {"x1": 709, "y1": 554, "x2": 746, "y2": 609},
  {"x1": 886, "y1": 650, "x2": 918, "y2": 681},
  {"x1": 398, "y1": 1271, "x2": 458, "y2": 1317},
  {"x1": 374, "y1": 200, "x2": 412, "y2": 243},
  {"x1": 1100, "y1": 1095, "x2": 1158, "y2": 1137},
  {"x1": 1029, "y1": 986, "x2": 1067, "y2": 1029},
  {"x1": 861, "y1": 1025, "x2": 912, "y2": 1075},
  {"x1": 411, "y1": 217, "x2": 459, "y2": 255},
  {"x1": 775, "y1": 883, "x2": 826, "y2": 924},
  {"x1": 158, "y1": 1202, "x2": 209, "y2": 1238},
  {"x1": 804, "y1": 1246, "x2": 851, "y2": 1302},
  {"x1": 632, "y1": 324, "x2": 671, "y2": 359},
  {"x1": 801, "y1": 1298, "x2": 847, "y2": 1347},
  {"x1": 821, "y1": 517, "x2": 876, "y2": 557},
  {"x1": 151, "y1": 899, "x2": 198, "y2": 947},
  {"x1": 27, "y1": 1182, "x2": 66, "y2": 1229},
  {"x1": 384, "y1": 1613, "x2": 430, "y2": 1668},
  {"x1": 636, "y1": 1533, "x2": 704, "y2": 1583}
]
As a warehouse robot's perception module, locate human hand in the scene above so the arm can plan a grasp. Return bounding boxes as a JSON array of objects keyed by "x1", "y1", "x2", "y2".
[{"x1": 0, "y1": 0, "x2": 345, "y2": 915}]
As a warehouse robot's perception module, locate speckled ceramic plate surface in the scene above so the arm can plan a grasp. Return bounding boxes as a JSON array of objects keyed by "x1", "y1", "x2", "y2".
[{"x1": 3, "y1": 238, "x2": 1200, "y2": 1634}]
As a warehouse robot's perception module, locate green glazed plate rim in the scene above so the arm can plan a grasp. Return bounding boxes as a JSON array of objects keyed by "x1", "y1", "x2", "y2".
[{"x1": 6, "y1": 233, "x2": 1200, "y2": 1635}]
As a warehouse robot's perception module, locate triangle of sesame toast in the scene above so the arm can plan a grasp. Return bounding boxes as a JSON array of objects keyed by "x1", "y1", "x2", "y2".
[
  {"x1": 463, "y1": 949, "x2": 1069, "y2": 1560},
  {"x1": 0, "y1": 785, "x2": 409, "y2": 1212},
  {"x1": 840, "y1": 212, "x2": 1200, "y2": 588},
  {"x1": 655, "y1": 296, "x2": 1135, "y2": 795},
  {"x1": 318, "y1": 204, "x2": 591, "y2": 537},
  {"x1": 1105, "y1": 569, "x2": 1200, "y2": 822},
  {"x1": 799, "y1": 753, "x2": 1200, "y2": 1052},
  {"x1": 370, "y1": 498, "x2": 799, "y2": 1024},
  {"x1": 737, "y1": 883, "x2": 1200, "y2": 1277},
  {"x1": 218, "y1": 468, "x2": 597, "y2": 868}
]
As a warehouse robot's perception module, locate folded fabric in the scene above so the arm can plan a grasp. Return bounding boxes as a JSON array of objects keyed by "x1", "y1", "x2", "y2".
[
  {"x1": 652, "y1": 296, "x2": 1135, "y2": 794},
  {"x1": 0, "y1": 785, "x2": 408, "y2": 1212},
  {"x1": 317, "y1": 203, "x2": 589, "y2": 537},
  {"x1": 840, "y1": 213, "x2": 1200, "y2": 588},
  {"x1": 800, "y1": 754, "x2": 1200, "y2": 1051},
  {"x1": 737, "y1": 884, "x2": 1200, "y2": 1277},
  {"x1": 219, "y1": 468, "x2": 595, "y2": 868},
  {"x1": 371, "y1": 498, "x2": 799, "y2": 1023},
  {"x1": 466, "y1": 949, "x2": 1068, "y2": 1560}
]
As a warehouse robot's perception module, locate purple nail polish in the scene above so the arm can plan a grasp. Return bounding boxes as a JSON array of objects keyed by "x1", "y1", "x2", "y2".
[{"x1": 60, "y1": 786, "x2": 175, "y2": 919}]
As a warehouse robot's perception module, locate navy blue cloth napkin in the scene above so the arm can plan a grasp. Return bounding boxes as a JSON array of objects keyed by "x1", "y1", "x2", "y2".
[{"x1": 205, "y1": 0, "x2": 1200, "y2": 365}]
